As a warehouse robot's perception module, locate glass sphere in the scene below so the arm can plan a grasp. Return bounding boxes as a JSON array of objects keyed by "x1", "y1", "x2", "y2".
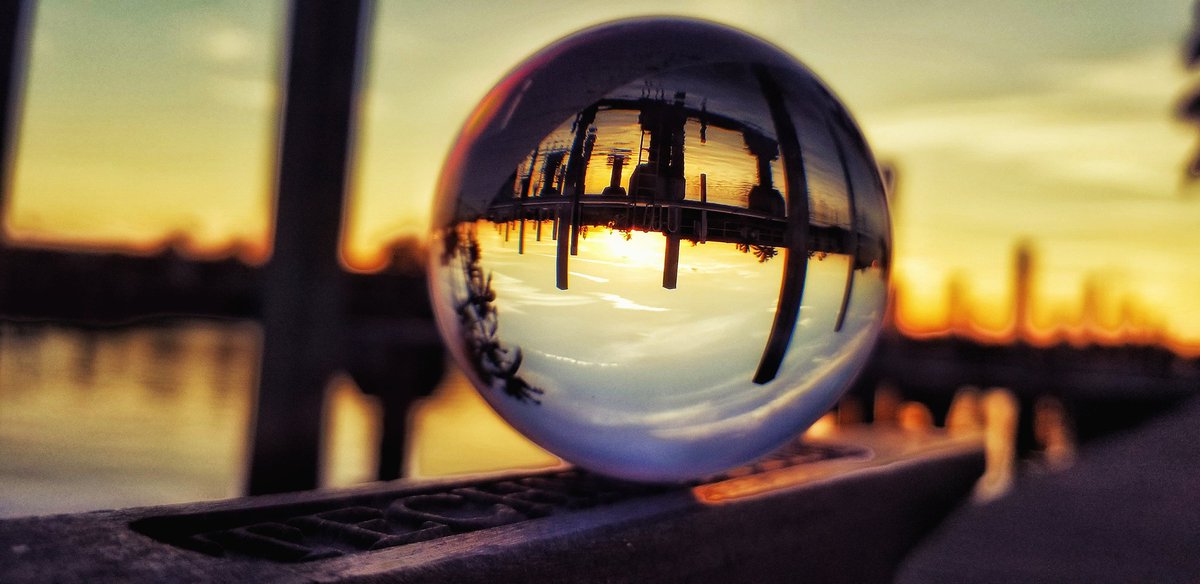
[{"x1": 429, "y1": 18, "x2": 891, "y2": 482}]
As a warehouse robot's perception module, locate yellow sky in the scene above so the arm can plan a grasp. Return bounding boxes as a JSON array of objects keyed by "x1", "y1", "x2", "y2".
[{"x1": 5, "y1": 1, "x2": 1200, "y2": 344}]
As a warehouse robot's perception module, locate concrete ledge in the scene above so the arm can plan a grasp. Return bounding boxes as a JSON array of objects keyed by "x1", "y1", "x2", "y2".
[
  {"x1": 0, "y1": 429, "x2": 982, "y2": 583},
  {"x1": 897, "y1": 397, "x2": 1200, "y2": 584}
]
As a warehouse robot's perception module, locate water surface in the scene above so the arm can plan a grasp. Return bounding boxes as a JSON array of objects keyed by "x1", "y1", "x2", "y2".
[{"x1": 0, "y1": 320, "x2": 554, "y2": 518}]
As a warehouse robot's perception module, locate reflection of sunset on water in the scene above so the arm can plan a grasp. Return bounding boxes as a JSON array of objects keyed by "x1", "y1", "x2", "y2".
[
  {"x1": 442, "y1": 218, "x2": 887, "y2": 480},
  {"x1": 485, "y1": 223, "x2": 789, "y2": 284},
  {"x1": 583, "y1": 227, "x2": 679, "y2": 271},
  {"x1": 428, "y1": 37, "x2": 894, "y2": 479},
  {"x1": 475, "y1": 223, "x2": 784, "y2": 374}
]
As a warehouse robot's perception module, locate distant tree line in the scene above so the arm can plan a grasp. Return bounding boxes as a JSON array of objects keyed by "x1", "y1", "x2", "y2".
[{"x1": 0, "y1": 239, "x2": 432, "y2": 324}]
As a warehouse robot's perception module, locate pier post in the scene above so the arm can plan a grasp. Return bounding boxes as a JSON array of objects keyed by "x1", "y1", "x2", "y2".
[
  {"x1": 663, "y1": 229, "x2": 680, "y2": 289},
  {"x1": 565, "y1": 109, "x2": 597, "y2": 257},
  {"x1": 248, "y1": 0, "x2": 371, "y2": 495},
  {"x1": 753, "y1": 66, "x2": 811, "y2": 385},
  {"x1": 0, "y1": 0, "x2": 33, "y2": 308},
  {"x1": 829, "y1": 120, "x2": 859, "y2": 333},
  {"x1": 556, "y1": 204, "x2": 569, "y2": 290},
  {"x1": 0, "y1": 0, "x2": 31, "y2": 212}
]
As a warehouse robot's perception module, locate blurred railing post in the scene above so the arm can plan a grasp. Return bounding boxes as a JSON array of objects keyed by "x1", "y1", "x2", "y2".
[
  {"x1": 0, "y1": 0, "x2": 31, "y2": 210},
  {"x1": 247, "y1": 0, "x2": 372, "y2": 495},
  {"x1": 0, "y1": 0, "x2": 34, "y2": 308}
]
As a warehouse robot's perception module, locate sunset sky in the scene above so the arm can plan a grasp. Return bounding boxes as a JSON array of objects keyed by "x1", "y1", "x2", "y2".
[{"x1": 5, "y1": 0, "x2": 1200, "y2": 344}]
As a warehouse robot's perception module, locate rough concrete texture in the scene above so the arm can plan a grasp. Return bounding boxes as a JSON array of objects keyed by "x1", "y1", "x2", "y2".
[{"x1": 0, "y1": 431, "x2": 981, "y2": 583}]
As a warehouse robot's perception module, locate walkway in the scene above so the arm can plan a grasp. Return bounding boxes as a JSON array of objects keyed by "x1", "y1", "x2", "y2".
[{"x1": 898, "y1": 395, "x2": 1200, "y2": 583}]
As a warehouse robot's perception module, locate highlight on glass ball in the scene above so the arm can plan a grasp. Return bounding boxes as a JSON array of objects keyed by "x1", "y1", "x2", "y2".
[{"x1": 429, "y1": 18, "x2": 891, "y2": 482}]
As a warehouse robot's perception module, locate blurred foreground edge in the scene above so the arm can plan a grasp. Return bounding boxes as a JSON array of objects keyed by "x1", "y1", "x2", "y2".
[
  {"x1": 897, "y1": 394, "x2": 1200, "y2": 584},
  {"x1": 0, "y1": 428, "x2": 981, "y2": 583}
]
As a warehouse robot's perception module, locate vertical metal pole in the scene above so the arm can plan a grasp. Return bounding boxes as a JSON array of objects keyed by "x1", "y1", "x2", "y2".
[
  {"x1": 753, "y1": 66, "x2": 811, "y2": 385},
  {"x1": 663, "y1": 224, "x2": 680, "y2": 289},
  {"x1": 607, "y1": 156, "x2": 623, "y2": 192},
  {"x1": 565, "y1": 108, "x2": 596, "y2": 257},
  {"x1": 519, "y1": 148, "x2": 535, "y2": 254},
  {"x1": 248, "y1": 0, "x2": 372, "y2": 495},
  {"x1": 1014, "y1": 240, "x2": 1033, "y2": 342},
  {"x1": 0, "y1": 0, "x2": 31, "y2": 213},
  {"x1": 556, "y1": 108, "x2": 595, "y2": 290},
  {"x1": 0, "y1": 0, "x2": 33, "y2": 314},
  {"x1": 555, "y1": 203, "x2": 569, "y2": 290},
  {"x1": 828, "y1": 120, "x2": 859, "y2": 333}
]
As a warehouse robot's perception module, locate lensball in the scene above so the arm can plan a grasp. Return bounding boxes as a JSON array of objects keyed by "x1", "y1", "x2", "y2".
[{"x1": 429, "y1": 17, "x2": 891, "y2": 482}]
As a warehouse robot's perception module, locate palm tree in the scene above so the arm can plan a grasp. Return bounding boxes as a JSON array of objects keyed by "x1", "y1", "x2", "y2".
[{"x1": 451, "y1": 225, "x2": 544, "y2": 404}]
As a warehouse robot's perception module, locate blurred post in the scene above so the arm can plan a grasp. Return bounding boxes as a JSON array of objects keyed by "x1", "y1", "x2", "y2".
[
  {"x1": 0, "y1": 0, "x2": 32, "y2": 207},
  {"x1": 248, "y1": 0, "x2": 372, "y2": 495},
  {"x1": 0, "y1": 0, "x2": 34, "y2": 309},
  {"x1": 1181, "y1": 1, "x2": 1200, "y2": 181}
]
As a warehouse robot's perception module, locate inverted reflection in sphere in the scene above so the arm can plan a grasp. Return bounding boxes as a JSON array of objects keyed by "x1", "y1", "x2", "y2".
[{"x1": 429, "y1": 18, "x2": 891, "y2": 482}]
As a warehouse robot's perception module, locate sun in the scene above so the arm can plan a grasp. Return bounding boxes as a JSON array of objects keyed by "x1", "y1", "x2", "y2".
[{"x1": 580, "y1": 228, "x2": 671, "y2": 270}]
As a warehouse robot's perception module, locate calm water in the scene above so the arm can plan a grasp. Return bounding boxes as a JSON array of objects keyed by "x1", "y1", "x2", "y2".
[
  {"x1": 0, "y1": 320, "x2": 556, "y2": 518},
  {"x1": 0, "y1": 321, "x2": 1043, "y2": 517}
]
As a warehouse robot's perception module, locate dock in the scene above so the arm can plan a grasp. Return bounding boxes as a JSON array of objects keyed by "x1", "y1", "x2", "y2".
[{"x1": 0, "y1": 429, "x2": 982, "y2": 583}]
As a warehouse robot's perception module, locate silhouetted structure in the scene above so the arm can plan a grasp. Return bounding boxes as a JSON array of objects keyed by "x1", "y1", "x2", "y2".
[
  {"x1": 1014, "y1": 239, "x2": 1033, "y2": 341},
  {"x1": 1180, "y1": 1, "x2": 1200, "y2": 180},
  {"x1": 245, "y1": 0, "x2": 371, "y2": 496},
  {"x1": 853, "y1": 237, "x2": 1200, "y2": 452},
  {"x1": 855, "y1": 334, "x2": 1198, "y2": 447},
  {"x1": 0, "y1": 0, "x2": 30, "y2": 199},
  {"x1": 476, "y1": 74, "x2": 894, "y2": 387},
  {"x1": 752, "y1": 65, "x2": 811, "y2": 384},
  {"x1": 0, "y1": 0, "x2": 33, "y2": 319}
]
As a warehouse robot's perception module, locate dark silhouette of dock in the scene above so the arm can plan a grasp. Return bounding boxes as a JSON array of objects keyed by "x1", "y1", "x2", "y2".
[
  {"x1": 0, "y1": 241, "x2": 431, "y2": 325},
  {"x1": 853, "y1": 333, "x2": 1199, "y2": 449},
  {"x1": 3, "y1": 235, "x2": 1196, "y2": 452}
]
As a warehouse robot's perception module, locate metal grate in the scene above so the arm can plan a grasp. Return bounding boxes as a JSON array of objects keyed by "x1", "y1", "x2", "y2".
[{"x1": 133, "y1": 441, "x2": 869, "y2": 563}]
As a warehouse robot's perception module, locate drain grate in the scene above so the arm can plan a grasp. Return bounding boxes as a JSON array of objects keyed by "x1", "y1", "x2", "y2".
[{"x1": 132, "y1": 441, "x2": 868, "y2": 563}]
